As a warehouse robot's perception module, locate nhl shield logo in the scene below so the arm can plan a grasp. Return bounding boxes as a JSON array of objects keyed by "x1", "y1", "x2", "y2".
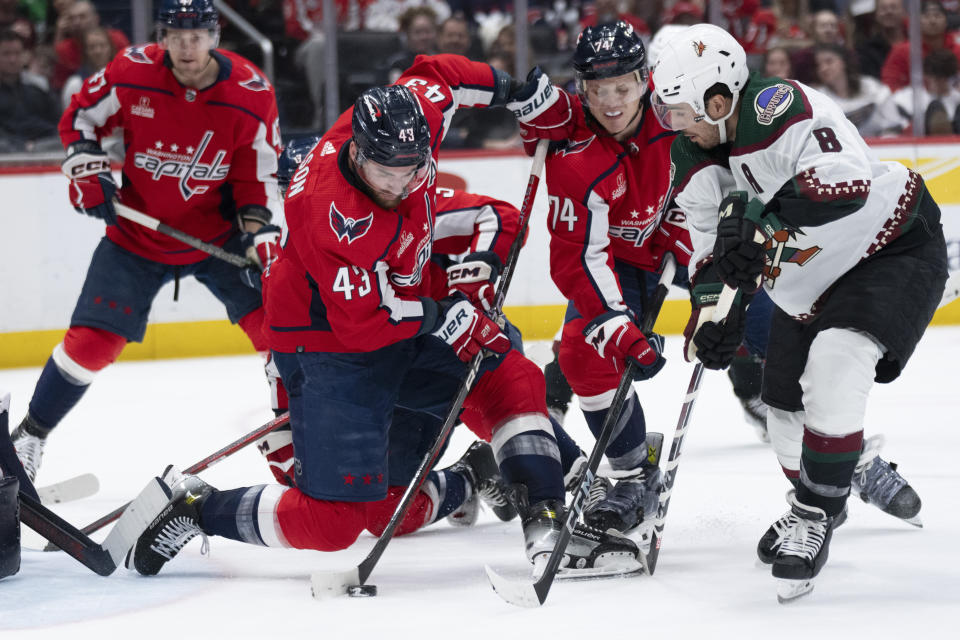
[{"x1": 754, "y1": 84, "x2": 794, "y2": 125}]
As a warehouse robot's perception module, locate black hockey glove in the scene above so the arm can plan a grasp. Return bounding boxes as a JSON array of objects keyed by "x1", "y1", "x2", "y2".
[
  {"x1": 713, "y1": 192, "x2": 765, "y2": 292},
  {"x1": 61, "y1": 141, "x2": 117, "y2": 226},
  {"x1": 685, "y1": 284, "x2": 751, "y2": 370}
]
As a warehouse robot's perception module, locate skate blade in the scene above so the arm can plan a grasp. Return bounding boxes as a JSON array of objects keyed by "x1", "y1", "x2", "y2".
[
  {"x1": 555, "y1": 552, "x2": 646, "y2": 581},
  {"x1": 776, "y1": 578, "x2": 814, "y2": 603},
  {"x1": 902, "y1": 514, "x2": 923, "y2": 528}
]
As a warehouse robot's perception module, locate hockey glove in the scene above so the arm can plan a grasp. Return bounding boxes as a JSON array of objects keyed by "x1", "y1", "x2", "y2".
[
  {"x1": 714, "y1": 192, "x2": 765, "y2": 292},
  {"x1": 505, "y1": 67, "x2": 575, "y2": 155},
  {"x1": 61, "y1": 141, "x2": 117, "y2": 226},
  {"x1": 446, "y1": 251, "x2": 502, "y2": 313},
  {"x1": 430, "y1": 293, "x2": 511, "y2": 362},
  {"x1": 239, "y1": 224, "x2": 282, "y2": 290},
  {"x1": 583, "y1": 311, "x2": 666, "y2": 381},
  {"x1": 683, "y1": 281, "x2": 750, "y2": 370}
]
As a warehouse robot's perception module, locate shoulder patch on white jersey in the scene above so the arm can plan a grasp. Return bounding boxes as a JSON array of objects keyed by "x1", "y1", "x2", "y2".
[{"x1": 754, "y1": 83, "x2": 794, "y2": 125}]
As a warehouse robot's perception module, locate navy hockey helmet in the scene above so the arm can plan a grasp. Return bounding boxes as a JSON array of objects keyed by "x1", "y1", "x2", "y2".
[
  {"x1": 278, "y1": 136, "x2": 321, "y2": 196},
  {"x1": 573, "y1": 21, "x2": 647, "y2": 82},
  {"x1": 352, "y1": 85, "x2": 431, "y2": 168},
  {"x1": 157, "y1": 0, "x2": 219, "y2": 30}
]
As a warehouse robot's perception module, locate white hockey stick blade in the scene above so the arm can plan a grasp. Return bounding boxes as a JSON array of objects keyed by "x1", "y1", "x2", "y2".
[
  {"x1": 310, "y1": 567, "x2": 360, "y2": 600},
  {"x1": 776, "y1": 578, "x2": 815, "y2": 604},
  {"x1": 484, "y1": 565, "x2": 542, "y2": 608},
  {"x1": 37, "y1": 473, "x2": 99, "y2": 505},
  {"x1": 101, "y1": 476, "x2": 172, "y2": 567},
  {"x1": 939, "y1": 271, "x2": 960, "y2": 308}
]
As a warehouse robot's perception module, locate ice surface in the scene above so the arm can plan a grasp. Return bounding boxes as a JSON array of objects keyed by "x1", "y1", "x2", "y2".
[{"x1": 1, "y1": 330, "x2": 958, "y2": 638}]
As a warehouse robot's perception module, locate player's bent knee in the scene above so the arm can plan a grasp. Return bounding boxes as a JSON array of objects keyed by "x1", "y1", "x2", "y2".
[
  {"x1": 800, "y1": 328, "x2": 883, "y2": 436},
  {"x1": 364, "y1": 486, "x2": 433, "y2": 538},
  {"x1": 464, "y1": 350, "x2": 548, "y2": 440},
  {"x1": 275, "y1": 489, "x2": 366, "y2": 551},
  {"x1": 62, "y1": 326, "x2": 126, "y2": 374},
  {"x1": 767, "y1": 407, "x2": 804, "y2": 475}
]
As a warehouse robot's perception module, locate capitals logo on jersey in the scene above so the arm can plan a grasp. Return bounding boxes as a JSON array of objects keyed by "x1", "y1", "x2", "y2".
[
  {"x1": 240, "y1": 65, "x2": 270, "y2": 92},
  {"x1": 329, "y1": 203, "x2": 374, "y2": 244},
  {"x1": 123, "y1": 45, "x2": 152, "y2": 64},
  {"x1": 755, "y1": 84, "x2": 794, "y2": 125},
  {"x1": 132, "y1": 130, "x2": 230, "y2": 200}
]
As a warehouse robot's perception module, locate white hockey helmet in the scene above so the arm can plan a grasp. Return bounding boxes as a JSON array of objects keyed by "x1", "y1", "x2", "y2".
[{"x1": 651, "y1": 24, "x2": 748, "y2": 142}]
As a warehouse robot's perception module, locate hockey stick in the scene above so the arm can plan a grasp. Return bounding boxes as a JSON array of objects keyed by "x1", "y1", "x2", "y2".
[
  {"x1": 19, "y1": 477, "x2": 171, "y2": 575},
  {"x1": 309, "y1": 139, "x2": 551, "y2": 600},
  {"x1": 114, "y1": 202, "x2": 252, "y2": 269},
  {"x1": 37, "y1": 473, "x2": 99, "y2": 505},
  {"x1": 485, "y1": 253, "x2": 679, "y2": 608},
  {"x1": 0, "y1": 405, "x2": 170, "y2": 575},
  {"x1": 645, "y1": 284, "x2": 738, "y2": 575},
  {"x1": 939, "y1": 270, "x2": 960, "y2": 308},
  {"x1": 45, "y1": 411, "x2": 290, "y2": 550}
]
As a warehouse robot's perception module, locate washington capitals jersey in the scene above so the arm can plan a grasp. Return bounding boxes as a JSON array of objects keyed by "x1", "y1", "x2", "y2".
[
  {"x1": 545, "y1": 91, "x2": 690, "y2": 323},
  {"x1": 672, "y1": 73, "x2": 927, "y2": 320},
  {"x1": 265, "y1": 55, "x2": 516, "y2": 353},
  {"x1": 60, "y1": 44, "x2": 281, "y2": 265}
]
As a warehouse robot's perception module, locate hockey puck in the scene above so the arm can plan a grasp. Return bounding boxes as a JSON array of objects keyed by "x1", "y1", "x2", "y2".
[{"x1": 346, "y1": 584, "x2": 377, "y2": 597}]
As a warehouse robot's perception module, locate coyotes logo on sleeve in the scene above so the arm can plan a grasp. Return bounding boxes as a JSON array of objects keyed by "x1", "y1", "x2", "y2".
[{"x1": 763, "y1": 229, "x2": 820, "y2": 288}]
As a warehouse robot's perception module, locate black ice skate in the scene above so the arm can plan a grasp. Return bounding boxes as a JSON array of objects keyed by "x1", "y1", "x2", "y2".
[
  {"x1": 516, "y1": 488, "x2": 643, "y2": 580},
  {"x1": 584, "y1": 432, "x2": 664, "y2": 536},
  {"x1": 757, "y1": 502, "x2": 846, "y2": 565},
  {"x1": 852, "y1": 435, "x2": 922, "y2": 527},
  {"x1": 126, "y1": 472, "x2": 213, "y2": 576},
  {"x1": 445, "y1": 440, "x2": 517, "y2": 526},
  {"x1": 771, "y1": 491, "x2": 840, "y2": 603}
]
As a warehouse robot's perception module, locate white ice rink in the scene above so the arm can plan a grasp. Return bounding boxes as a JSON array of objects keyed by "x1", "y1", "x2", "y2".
[{"x1": 1, "y1": 329, "x2": 958, "y2": 639}]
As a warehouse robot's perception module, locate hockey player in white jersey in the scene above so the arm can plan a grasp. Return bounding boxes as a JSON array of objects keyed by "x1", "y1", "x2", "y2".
[{"x1": 651, "y1": 24, "x2": 948, "y2": 602}]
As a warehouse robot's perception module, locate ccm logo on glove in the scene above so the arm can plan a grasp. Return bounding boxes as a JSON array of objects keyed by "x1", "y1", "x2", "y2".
[{"x1": 67, "y1": 157, "x2": 111, "y2": 178}]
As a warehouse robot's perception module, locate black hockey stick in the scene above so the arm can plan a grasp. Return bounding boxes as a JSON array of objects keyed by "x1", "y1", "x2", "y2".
[
  {"x1": 115, "y1": 202, "x2": 252, "y2": 269},
  {"x1": 645, "y1": 284, "x2": 738, "y2": 574},
  {"x1": 53, "y1": 411, "x2": 290, "y2": 548},
  {"x1": 20, "y1": 477, "x2": 170, "y2": 576},
  {"x1": 309, "y1": 139, "x2": 551, "y2": 600},
  {"x1": 485, "y1": 253, "x2": 678, "y2": 607}
]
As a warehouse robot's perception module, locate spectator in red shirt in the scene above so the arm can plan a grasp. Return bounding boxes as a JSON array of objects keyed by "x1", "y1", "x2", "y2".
[
  {"x1": 53, "y1": 1, "x2": 129, "y2": 90},
  {"x1": 663, "y1": 1, "x2": 704, "y2": 26},
  {"x1": 580, "y1": 0, "x2": 651, "y2": 41},
  {"x1": 882, "y1": 0, "x2": 960, "y2": 91}
]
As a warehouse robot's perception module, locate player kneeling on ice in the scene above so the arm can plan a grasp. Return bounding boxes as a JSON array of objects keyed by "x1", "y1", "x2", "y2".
[
  {"x1": 127, "y1": 56, "x2": 643, "y2": 580},
  {"x1": 652, "y1": 24, "x2": 946, "y2": 602}
]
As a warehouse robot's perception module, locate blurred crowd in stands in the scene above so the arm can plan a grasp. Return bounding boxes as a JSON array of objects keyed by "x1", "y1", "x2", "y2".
[{"x1": 3, "y1": 0, "x2": 960, "y2": 155}]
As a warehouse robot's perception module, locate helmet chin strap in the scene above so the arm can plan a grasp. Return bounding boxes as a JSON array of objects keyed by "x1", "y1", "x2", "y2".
[{"x1": 717, "y1": 120, "x2": 728, "y2": 144}]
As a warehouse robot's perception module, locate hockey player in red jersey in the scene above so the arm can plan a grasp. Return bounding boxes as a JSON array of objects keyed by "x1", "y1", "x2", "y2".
[
  {"x1": 127, "y1": 55, "x2": 645, "y2": 580},
  {"x1": 10, "y1": 0, "x2": 287, "y2": 482},
  {"x1": 521, "y1": 22, "x2": 685, "y2": 536}
]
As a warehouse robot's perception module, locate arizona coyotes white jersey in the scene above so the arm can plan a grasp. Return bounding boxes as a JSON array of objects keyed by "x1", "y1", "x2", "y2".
[{"x1": 672, "y1": 73, "x2": 924, "y2": 320}]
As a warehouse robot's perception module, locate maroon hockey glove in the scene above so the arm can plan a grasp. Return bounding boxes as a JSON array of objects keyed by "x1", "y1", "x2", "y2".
[
  {"x1": 430, "y1": 293, "x2": 511, "y2": 362},
  {"x1": 583, "y1": 311, "x2": 666, "y2": 380},
  {"x1": 506, "y1": 67, "x2": 575, "y2": 155},
  {"x1": 240, "y1": 224, "x2": 282, "y2": 291},
  {"x1": 61, "y1": 141, "x2": 117, "y2": 226},
  {"x1": 446, "y1": 251, "x2": 501, "y2": 313}
]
